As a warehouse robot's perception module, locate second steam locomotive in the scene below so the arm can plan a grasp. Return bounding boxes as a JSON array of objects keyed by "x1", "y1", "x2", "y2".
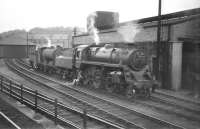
[{"x1": 29, "y1": 43, "x2": 157, "y2": 98}]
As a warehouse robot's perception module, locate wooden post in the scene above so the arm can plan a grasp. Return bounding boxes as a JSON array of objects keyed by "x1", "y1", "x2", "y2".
[
  {"x1": 83, "y1": 109, "x2": 87, "y2": 129},
  {"x1": 9, "y1": 80, "x2": 12, "y2": 97},
  {"x1": 1, "y1": 76, "x2": 3, "y2": 92},
  {"x1": 20, "y1": 84, "x2": 23, "y2": 103},
  {"x1": 156, "y1": 0, "x2": 162, "y2": 80},
  {"x1": 54, "y1": 98, "x2": 58, "y2": 125},
  {"x1": 35, "y1": 90, "x2": 38, "y2": 110},
  {"x1": 27, "y1": 32, "x2": 29, "y2": 58}
]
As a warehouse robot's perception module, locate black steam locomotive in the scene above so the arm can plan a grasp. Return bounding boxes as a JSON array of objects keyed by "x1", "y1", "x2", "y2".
[{"x1": 29, "y1": 43, "x2": 157, "y2": 98}]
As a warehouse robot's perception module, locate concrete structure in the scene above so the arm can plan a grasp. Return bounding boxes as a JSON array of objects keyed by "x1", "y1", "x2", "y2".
[{"x1": 73, "y1": 8, "x2": 200, "y2": 91}]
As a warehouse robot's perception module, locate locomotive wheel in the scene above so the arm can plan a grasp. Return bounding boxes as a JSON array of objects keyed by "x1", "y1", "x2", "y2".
[
  {"x1": 105, "y1": 83, "x2": 117, "y2": 93},
  {"x1": 93, "y1": 79, "x2": 101, "y2": 89},
  {"x1": 87, "y1": 73, "x2": 94, "y2": 87},
  {"x1": 82, "y1": 77, "x2": 89, "y2": 86},
  {"x1": 82, "y1": 67, "x2": 102, "y2": 89},
  {"x1": 33, "y1": 64, "x2": 37, "y2": 69},
  {"x1": 87, "y1": 79, "x2": 93, "y2": 87},
  {"x1": 82, "y1": 67, "x2": 95, "y2": 87},
  {"x1": 125, "y1": 86, "x2": 136, "y2": 99},
  {"x1": 92, "y1": 69, "x2": 102, "y2": 89},
  {"x1": 144, "y1": 88, "x2": 151, "y2": 98}
]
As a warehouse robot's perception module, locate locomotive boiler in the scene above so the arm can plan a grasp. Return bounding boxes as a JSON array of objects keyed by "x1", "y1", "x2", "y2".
[
  {"x1": 85, "y1": 44, "x2": 147, "y2": 70},
  {"x1": 42, "y1": 47, "x2": 57, "y2": 64}
]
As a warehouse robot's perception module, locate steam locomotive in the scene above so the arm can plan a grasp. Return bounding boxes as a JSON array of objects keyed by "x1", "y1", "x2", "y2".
[{"x1": 29, "y1": 43, "x2": 157, "y2": 98}]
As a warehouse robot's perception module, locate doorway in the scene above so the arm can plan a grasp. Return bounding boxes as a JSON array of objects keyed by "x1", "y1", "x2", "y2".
[{"x1": 182, "y1": 42, "x2": 200, "y2": 90}]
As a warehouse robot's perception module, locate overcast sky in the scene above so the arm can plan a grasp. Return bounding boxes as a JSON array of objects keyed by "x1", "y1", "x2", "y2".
[{"x1": 0, "y1": 0, "x2": 199, "y2": 33}]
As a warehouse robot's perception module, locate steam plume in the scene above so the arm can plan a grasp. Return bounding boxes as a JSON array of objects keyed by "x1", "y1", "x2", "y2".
[
  {"x1": 118, "y1": 22, "x2": 142, "y2": 42},
  {"x1": 35, "y1": 45, "x2": 39, "y2": 50},
  {"x1": 45, "y1": 37, "x2": 52, "y2": 47},
  {"x1": 88, "y1": 12, "x2": 100, "y2": 45}
]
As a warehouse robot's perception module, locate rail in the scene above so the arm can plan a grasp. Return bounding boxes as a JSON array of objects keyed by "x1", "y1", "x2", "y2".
[
  {"x1": 12, "y1": 59, "x2": 187, "y2": 129},
  {"x1": 0, "y1": 74, "x2": 124, "y2": 129},
  {"x1": 8, "y1": 59, "x2": 193, "y2": 129},
  {"x1": 0, "y1": 75, "x2": 80, "y2": 128}
]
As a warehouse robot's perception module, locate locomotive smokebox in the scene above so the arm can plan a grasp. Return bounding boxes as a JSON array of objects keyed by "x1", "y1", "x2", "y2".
[{"x1": 127, "y1": 49, "x2": 147, "y2": 71}]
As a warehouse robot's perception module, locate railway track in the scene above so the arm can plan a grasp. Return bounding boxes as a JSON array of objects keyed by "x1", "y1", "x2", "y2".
[
  {"x1": 18, "y1": 59, "x2": 200, "y2": 120},
  {"x1": 0, "y1": 96, "x2": 44, "y2": 129},
  {"x1": 0, "y1": 76, "x2": 78, "y2": 129},
  {"x1": 153, "y1": 90, "x2": 200, "y2": 108},
  {"x1": 3, "y1": 60, "x2": 127, "y2": 129},
  {"x1": 17, "y1": 60, "x2": 200, "y2": 110},
  {"x1": 6, "y1": 59, "x2": 200, "y2": 129},
  {"x1": 132, "y1": 96, "x2": 200, "y2": 121}
]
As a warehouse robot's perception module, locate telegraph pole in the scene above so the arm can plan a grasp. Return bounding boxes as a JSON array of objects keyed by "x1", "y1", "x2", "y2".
[
  {"x1": 72, "y1": 27, "x2": 77, "y2": 48},
  {"x1": 27, "y1": 31, "x2": 29, "y2": 58},
  {"x1": 156, "y1": 0, "x2": 162, "y2": 80},
  {"x1": 72, "y1": 27, "x2": 77, "y2": 78}
]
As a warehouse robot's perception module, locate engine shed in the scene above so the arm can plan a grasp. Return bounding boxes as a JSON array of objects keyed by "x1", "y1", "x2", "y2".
[
  {"x1": 73, "y1": 8, "x2": 200, "y2": 92},
  {"x1": 0, "y1": 42, "x2": 35, "y2": 58}
]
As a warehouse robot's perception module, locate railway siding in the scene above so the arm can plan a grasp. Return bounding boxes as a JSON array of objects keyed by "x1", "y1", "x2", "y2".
[
  {"x1": 0, "y1": 70, "x2": 127, "y2": 129},
  {"x1": 7, "y1": 59, "x2": 200, "y2": 129},
  {"x1": 17, "y1": 59, "x2": 200, "y2": 127}
]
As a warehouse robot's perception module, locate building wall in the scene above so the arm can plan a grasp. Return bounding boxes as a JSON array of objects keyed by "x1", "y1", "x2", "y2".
[
  {"x1": 170, "y1": 18, "x2": 200, "y2": 41},
  {"x1": 74, "y1": 31, "x2": 123, "y2": 45},
  {"x1": 29, "y1": 33, "x2": 70, "y2": 48},
  {"x1": 169, "y1": 17, "x2": 200, "y2": 90},
  {"x1": 74, "y1": 25, "x2": 169, "y2": 45}
]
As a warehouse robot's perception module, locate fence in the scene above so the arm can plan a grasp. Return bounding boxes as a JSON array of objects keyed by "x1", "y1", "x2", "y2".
[{"x1": 0, "y1": 74, "x2": 87, "y2": 129}]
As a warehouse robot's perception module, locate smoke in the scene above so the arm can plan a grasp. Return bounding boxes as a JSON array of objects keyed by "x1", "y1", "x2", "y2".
[
  {"x1": 88, "y1": 12, "x2": 100, "y2": 45},
  {"x1": 45, "y1": 37, "x2": 52, "y2": 47},
  {"x1": 118, "y1": 22, "x2": 142, "y2": 42},
  {"x1": 35, "y1": 45, "x2": 39, "y2": 50}
]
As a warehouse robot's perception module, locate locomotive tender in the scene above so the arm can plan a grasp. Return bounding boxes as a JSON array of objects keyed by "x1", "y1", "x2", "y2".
[{"x1": 29, "y1": 43, "x2": 157, "y2": 98}]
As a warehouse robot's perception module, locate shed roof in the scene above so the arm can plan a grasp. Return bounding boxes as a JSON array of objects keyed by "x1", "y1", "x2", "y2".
[
  {"x1": 121, "y1": 8, "x2": 200, "y2": 25},
  {"x1": 75, "y1": 7, "x2": 200, "y2": 38},
  {"x1": 0, "y1": 37, "x2": 35, "y2": 45}
]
